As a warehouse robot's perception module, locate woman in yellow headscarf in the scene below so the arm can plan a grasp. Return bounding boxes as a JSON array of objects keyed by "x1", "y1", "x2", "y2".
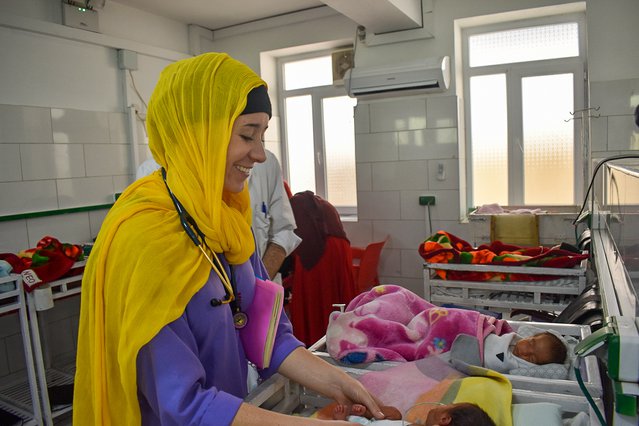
[{"x1": 73, "y1": 52, "x2": 384, "y2": 425}]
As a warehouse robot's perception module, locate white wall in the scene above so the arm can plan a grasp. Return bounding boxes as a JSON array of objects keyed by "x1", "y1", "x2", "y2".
[
  {"x1": 0, "y1": 1, "x2": 189, "y2": 253},
  {"x1": 204, "y1": 0, "x2": 639, "y2": 295}
]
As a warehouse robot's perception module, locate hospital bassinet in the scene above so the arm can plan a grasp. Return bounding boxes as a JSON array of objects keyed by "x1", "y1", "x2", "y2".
[
  {"x1": 309, "y1": 320, "x2": 602, "y2": 398},
  {"x1": 423, "y1": 258, "x2": 588, "y2": 312},
  {"x1": 245, "y1": 354, "x2": 603, "y2": 425}
]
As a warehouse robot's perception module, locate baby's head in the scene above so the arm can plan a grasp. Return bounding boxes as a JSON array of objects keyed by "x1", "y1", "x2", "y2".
[
  {"x1": 424, "y1": 402, "x2": 495, "y2": 426},
  {"x1": 513, "y1": 331, "x2": 567, "y2": 365}
]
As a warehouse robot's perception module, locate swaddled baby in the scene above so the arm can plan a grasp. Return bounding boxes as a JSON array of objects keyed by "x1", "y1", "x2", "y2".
[{"x1": 483, "y1": 330, "x2": 567, "y2": 372}]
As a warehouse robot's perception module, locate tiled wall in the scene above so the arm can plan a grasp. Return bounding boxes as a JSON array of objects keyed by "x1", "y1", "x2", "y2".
[
  {"x1": 343, "y1": 95, "x2": 470, "y2": 296},
  {"x1": 343, "y1": 80, "x2": 639, "y2": 296},
  {"x1": 0, "y1": 104, "x2": 137, "y2": 253},
  {"x1": 0, "y1": 103, "x2": 135, "y2": 388}
]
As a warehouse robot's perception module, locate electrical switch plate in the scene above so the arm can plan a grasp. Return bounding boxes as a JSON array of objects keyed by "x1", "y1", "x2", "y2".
[{"x1": 437, "y1": 163, "x2": 446, "y2": 181}]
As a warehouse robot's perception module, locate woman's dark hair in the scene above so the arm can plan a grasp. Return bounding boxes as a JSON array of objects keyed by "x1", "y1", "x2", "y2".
[{"x1": 448, "y1": 403, "x2": 496, "y2": 426}]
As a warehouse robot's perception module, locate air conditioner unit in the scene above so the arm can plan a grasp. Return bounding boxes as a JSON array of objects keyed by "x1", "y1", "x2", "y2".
[{"x1": 344, "y1": 56, "x2": 450, "y2": 98}]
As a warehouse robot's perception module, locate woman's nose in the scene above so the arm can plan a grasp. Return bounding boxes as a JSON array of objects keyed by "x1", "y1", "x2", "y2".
[{"x1": 251, "y1": 142, "x2": 266, "y2": 164}]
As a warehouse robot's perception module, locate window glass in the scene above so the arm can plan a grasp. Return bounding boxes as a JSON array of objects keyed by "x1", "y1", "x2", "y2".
[
  {"x1": 470, "y1": 73, "x2": 508, "y2": 206},
  {"x1": 322, "y1": 96, "x2": 358, "y2": 209},
  {"x1": 285, "y1": 95, "x2": 316, "y2": 194},
  {"x1": 522, "y1": 73, "x2": 574, "y2": 205},
  {"x1": 284, "y1": 56, "x2": 333, "y2": 90},
  {"x1": 469, "y1": 22, "x2": 579, "y2": 67}
]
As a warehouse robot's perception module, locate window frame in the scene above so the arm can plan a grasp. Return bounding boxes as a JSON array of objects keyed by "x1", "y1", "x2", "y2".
[
  {"x1": 461, "y1": 12, "x2": 587, "y2": 208},
  {"x1": 277, "y1": 50, "x2": 357, "y2": 215}
]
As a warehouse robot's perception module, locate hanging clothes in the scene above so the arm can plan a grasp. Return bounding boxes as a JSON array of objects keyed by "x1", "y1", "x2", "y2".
[{"x1": 288, "y1": 191, "x2": 358, "y2": 346}]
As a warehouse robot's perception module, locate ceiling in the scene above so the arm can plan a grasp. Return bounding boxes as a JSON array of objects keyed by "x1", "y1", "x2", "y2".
[
  {"x1": 109, "y1": 0, "x2": 327, "y2": 31},
  {"x1": 108, "y1": 0, "x2": 423, "y2": 34}
]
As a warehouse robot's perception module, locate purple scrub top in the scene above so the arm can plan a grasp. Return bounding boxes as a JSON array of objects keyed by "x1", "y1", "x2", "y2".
[{"x1": 136, "y1": 252, "x2": 303, "y2": 425}]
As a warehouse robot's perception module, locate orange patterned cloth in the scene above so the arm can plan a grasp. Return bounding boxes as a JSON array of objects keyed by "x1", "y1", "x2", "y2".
[{"x1": 418, "y1": 231, "x2": 588, "y2": 281}]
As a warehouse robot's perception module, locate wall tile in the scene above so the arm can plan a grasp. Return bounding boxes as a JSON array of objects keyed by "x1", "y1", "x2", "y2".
[
  {"x1": 0, "y1": 220, "x2": 28, "y2": 253},
  {"x1": 342, "y1": 220, "x2": 373, "y2": 247},
  {"x1": 355, "y1": 162, "x2": 372, "y2": 192},
  {"x1": 371, "y1": 160, "x2": 428, "y2": 191},
  {"x1": 590, "y1": 79, "x2": 639, "y2": 117},
  {"x1": 57, "y1": 176, "x2": 115, "y2": 209},
  {"x1": 378, "y1": 276, "x2": 424, "y2": 297},
  {"x1": 26, "y1": 212, "x2": 91, "y2": 247},
  {"x1": 370, "y1": 98, "x2": 427, "y2": 132},
  {"x1": 0, "y1": 315, "x2": 19, "y2": 339},
  {"x1": 608, "y1": 115, "x2": 639, "y2": 150},
  {"x1": 0, "y1": 180, "x2": 58, "y2": 216},
  {"x1": 0, "y1": 105, "x2": 52, "y2": 143},
  {"x1": 371, "y1": 219, "x2": 426, "y2": 250},
  {"x1": 88, "y1": 209, "x2": 109, "y2": 241},
  {"x1": 401, "y1": 248, "x2": 426, "y2": 278},
  {"x1": 108, "y1": 112, "x2": 129, "y2": 143},
  {"x1": 354, "y1": 103, "x2": 370, "y2": 134},
  {"x1": 264, "y1": 117, "x2": 280, "y2": 143},
  {"x1": 40, "y1": 297, "x2": 80, "y2": 323},
  {"x1": 398, "y1": 128, "x2": 458, "y2": 160},
  {"x1": 400, "y1": 190, "x2": 432, "y2": 221},
  {"x1": 20, "y1": 144, "x2": 85, "y2": 180},
  {"x1": 51, "y1": 108, "x2": 110, "y2": 144},
  {"x1": 425, "y1": 190, "x2": 460, "y2": 222},
  {"x1": 379, "y1": 247, "x2": 401, "y2": 277},
  {"x1": 0, "y1": 144, "x2": 21, "y2": 181},
  {"x1": 355, "y1": 132, "x2": 398, "y2": 162},
  {"x1": 0, "y1": 336, "x2": 9, "y2": 377},
  {"x1": 431, "y1": 220, "x2": 472, "y2": 242},
  {"x1": 427, "y1": 158, "x2": 459, "y2": 190},
  {"x1": 427, "y1": 96, "x2": 458, "y2": 128},
  {"x1": 84, "y1": 144, "x2": 131, "y2": 176},
  {"x1": 6, "y1": 334, "x2": 26, "y2": 373},
  {"x1": 357, "y1": 191, "x2": 400, "y2": 220},
  {"x1": 113, "y1": 174, "x2": 135, "y2": 193},
  {"x1": 590, "y1": 117, "x2": 608, "y2": 152}
]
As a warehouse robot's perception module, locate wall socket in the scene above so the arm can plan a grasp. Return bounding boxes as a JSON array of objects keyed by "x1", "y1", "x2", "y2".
[{"x1": 419, "y1": 195, "x2": 436, "y2": 206}]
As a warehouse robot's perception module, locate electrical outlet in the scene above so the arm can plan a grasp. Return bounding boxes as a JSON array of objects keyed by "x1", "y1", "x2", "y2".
[{"x1": 419, "y1": 195, "x2": 436, "y2": 206}]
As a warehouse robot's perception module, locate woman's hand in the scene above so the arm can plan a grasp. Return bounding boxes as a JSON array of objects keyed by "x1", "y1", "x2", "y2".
[{"x1": 279, "y1": 347, "x2": 385, "y2": 420}]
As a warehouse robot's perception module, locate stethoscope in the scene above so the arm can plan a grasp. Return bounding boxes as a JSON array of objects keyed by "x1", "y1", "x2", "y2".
[{"x1": 161, "y1": 167, "x2": 248, "y2": 329}]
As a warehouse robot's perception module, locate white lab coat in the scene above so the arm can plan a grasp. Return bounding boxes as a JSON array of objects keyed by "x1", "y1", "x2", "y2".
[{"x1": 248, "y1": 150, "x2": 301, "y2": 260}]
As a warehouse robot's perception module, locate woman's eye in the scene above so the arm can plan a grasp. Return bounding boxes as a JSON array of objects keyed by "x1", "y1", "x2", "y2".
[{"x1": 241, "y1": 135, "x2": 254, "y2": 142}]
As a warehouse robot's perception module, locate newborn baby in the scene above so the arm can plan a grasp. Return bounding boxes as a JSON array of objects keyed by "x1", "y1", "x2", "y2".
[
  {"x1": 482, "y1": 330, "x2": 567, "y2": 373},
  {"x1": 328, "y1": 402, "x2": 495, "y2": 426}
]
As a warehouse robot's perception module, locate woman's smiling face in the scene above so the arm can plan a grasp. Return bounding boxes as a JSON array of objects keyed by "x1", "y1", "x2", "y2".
[{"x1": 224, "y1": 112, "x2": 269, "y2": 193}]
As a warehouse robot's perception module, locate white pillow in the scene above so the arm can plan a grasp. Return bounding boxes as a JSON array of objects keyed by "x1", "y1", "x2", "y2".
[{"x1": 512, "y1": 403, "x2": 563, "y2": 426}]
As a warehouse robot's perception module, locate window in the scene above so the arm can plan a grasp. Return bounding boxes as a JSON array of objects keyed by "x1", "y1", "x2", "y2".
[
  {"x1": 463, "y1": 15, "x2": 586, "y2": 207},
  {"x1": 279, "y1": 53, "x2": 357, "y2": 215}
]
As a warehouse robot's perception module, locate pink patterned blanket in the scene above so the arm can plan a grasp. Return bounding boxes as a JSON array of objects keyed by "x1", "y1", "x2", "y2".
[{"x1": 326, "y1": 285, "x2": 512, "y2": 364}]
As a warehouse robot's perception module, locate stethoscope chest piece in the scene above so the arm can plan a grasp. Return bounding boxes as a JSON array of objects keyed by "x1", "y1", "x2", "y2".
[{"x1": 233, "y1": 312, "x2": 248, "y2": 329}]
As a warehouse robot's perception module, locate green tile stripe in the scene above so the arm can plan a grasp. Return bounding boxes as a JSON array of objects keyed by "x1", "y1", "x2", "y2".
[{"x1": 0, "y1": 203, "x2": 115, "y2": 222}]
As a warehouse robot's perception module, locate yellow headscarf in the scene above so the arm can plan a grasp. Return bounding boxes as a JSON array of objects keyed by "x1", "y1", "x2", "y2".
[{"x1": 73, "y1": 52, "x2": 266, "y2": 425}]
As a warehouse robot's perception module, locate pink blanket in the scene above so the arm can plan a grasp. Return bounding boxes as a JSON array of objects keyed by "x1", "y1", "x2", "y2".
[{"x1": 326, "y1": 285, "x2": 512, "y2": 363}]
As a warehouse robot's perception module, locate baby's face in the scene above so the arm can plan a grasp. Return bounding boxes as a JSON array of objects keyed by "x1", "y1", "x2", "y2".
[{"x1": 512, "y1": 334, "x2": 556, "y2": 365}]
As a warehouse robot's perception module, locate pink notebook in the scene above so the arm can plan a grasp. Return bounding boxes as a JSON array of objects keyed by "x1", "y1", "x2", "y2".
[{"x1": 240, "y1": 278, "x2": 284, "y2": 369}]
